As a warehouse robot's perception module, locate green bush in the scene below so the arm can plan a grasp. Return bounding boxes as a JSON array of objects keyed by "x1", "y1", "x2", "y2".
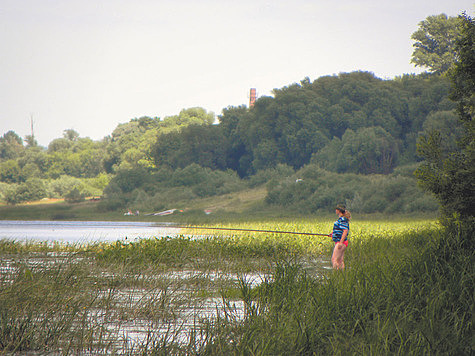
[
  {"x1": 84, "y1": 173, "x2": 111, "y2": 191},
  {"x1": 64, "y1": 187, "x2": 85, "y2": 203},
  {"x1": 391, "y1": 162, "x2": 421, "y2": 178},
  {"x1": 171, "y1": 164, "x2": 207, "y2": 186},
  {"x1": 49, "y1": 175, "x2": 84, "y2": 198},
  {"x1": 48, "y1": 175, "x2": 103, "y2": 199},
  {"x1": 4, "y1": 178, "x2": 47, "y2": 204},
  {"x1": 248, "y1": 164, "x2": 295, "y2": 188},
  {"x1": 0, "y1": 182, "x2": 9, "y2": 202},
  {"x1": 0, "y1": 160, "x2": 22, "y2": 183},
  {"x1": 360, "y1": 192, "x2": 387, "y2": 213},
  {"x1": 0, "y1": 184, "x2": 17, "y2": 204},
  {"x1": 110, "y1": 167, "x2": 151, "y2": 193},
  {"x1": 96, "y1": 193, "x2": 126, "y2": 211},
  {"x1": 265, "y1": 165, "x2": 438, "y2": 214},
  {"x1": 405, "y1": 193, "x2": 440, "y2": 213}
]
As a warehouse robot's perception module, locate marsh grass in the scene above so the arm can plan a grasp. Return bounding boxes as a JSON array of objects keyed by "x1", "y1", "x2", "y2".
[
  {"x1": 0, "y1": 217, "x2": 471, "y2": 355},
  {"x1": 0, "y1": 235, "x2": 277, "y2": 354},
  {"x1": 0, "y1": 256, "x2": 104, "y2": 352},
  {"x1": 200, "y1": 225, "x2": 473, "y2": 355}
]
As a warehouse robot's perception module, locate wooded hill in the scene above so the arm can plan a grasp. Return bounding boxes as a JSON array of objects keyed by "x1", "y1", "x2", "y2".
[
  {"x1": 157, "y1": 72, "x2": 459, "y2": 176},
  {"x1": 0, "y1": 71, "x2": 459, "y2": 215}
]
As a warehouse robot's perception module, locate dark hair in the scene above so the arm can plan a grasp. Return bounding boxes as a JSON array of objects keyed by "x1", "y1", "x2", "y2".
[
  {"x1": 336, "y1": 204, "x2": 351, "y2": 220},
  {"x1": 336, "y1": 204, "x2": 346, "y2": 213}
]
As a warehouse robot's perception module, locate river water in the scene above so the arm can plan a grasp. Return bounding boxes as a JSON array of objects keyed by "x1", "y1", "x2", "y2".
[{"x1": 0, "y1": 220, "x2": 181, "y2": 243}]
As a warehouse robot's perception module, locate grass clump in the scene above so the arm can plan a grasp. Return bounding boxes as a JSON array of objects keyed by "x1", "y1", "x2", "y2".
[
  {"x1": 200, "y1": 224, "x2": 473, "y2": 355},
  {"x1": 0, "y1": 258, "x2": 104, "y2": 353},
  {"x1": 94, "y1": 231, "x2": 326, "y2": 273}
]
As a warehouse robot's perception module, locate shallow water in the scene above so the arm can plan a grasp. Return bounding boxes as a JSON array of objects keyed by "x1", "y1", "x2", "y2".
[
  {"x1": 0, "y1": 220, "x2": 332, "y2": 353},
  {"x1": 0, "y1": 220, "x2": 181, "y2": 243},
  {"x1": 0, "y1": 252, "x2": 255, "y2": 352}
]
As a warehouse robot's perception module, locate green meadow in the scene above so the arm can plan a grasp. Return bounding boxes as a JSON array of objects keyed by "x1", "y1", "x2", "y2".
[{"x1": 0, "y1": 216, "x2": 471, "y2": 355}]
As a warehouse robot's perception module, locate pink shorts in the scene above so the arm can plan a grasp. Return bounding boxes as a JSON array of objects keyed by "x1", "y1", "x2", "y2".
[{"x1": 335, "y1": 240, "x2": 348, "y2": 247}]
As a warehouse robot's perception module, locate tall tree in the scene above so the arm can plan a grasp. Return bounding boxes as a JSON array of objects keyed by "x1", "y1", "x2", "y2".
[
  {"x1": 24, "y1": 135, "x2": 38, "y2": 147},
  {"x1": 152, "y1": 124, "x2": 229, "y2": 170},
  {"x1": 336, "y1": 126, "x2": 399, "y2": 174},
  {"x1": 218, "y1": 106, "x2": 250, "y2": 176},
  {"x1": 416, "y1": 13, "x2": 474, "y2": 220},
  {"x1": 411, "y1": 14, "x2": 462, "y2": 74},
  {"x1": 0, "y1": 131, "x2": 24, "y2": 160},
  {"x1": 63, "y1": 129, "x2": 80, "y2": 141}
]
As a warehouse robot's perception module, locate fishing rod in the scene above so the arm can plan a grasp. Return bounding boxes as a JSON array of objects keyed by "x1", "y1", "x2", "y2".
[{"x1": 160, "y1": 224, "x2": 329, "y2": 237}]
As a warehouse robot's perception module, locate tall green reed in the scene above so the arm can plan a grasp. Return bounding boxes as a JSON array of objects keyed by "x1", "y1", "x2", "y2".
[
  {"x1": 0, "y1": 258, "x2": 106, "y2": 352},
  {"x1": 200, "y1": 226, "x2": 473, "y2": 355}
]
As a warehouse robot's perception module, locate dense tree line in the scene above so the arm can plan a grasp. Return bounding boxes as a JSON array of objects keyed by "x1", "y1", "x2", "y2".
[
  {"x1": 0, "y1": 108, "x2": 215, "y2": 204},
  {"x1": 0, "y1": 70, "x2": 455, "y2": 211},
  {"x1": 0, "y1": 72, "x2": 459, "y2": 209},
  {"x1": 151, "y1": 72, "x2": 459, "y2": 177}
]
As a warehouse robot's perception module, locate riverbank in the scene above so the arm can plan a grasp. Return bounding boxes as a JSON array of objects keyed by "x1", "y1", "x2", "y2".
[
  {"x1": 0, "y1": 186, "x2": 270, "y2": 221},
  {"x1": 0, "y1": 194, "x2": 437, "y2": 225},
  {"x1": 0, "y1": 190, "x2": 272, "y2": 222}
]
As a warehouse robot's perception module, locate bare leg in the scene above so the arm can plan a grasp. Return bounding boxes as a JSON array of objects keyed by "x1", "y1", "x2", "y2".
[{"x1": 331, "y1": 243, "x2": 347, "y2": 270}]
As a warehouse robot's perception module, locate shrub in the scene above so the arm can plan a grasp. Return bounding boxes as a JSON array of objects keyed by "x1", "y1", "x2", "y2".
[
  {"x1": 0, "y1": 160, "x2": 22, "y2": 183},
  {"x1": 110, "y1": 167, "x2": 151, "y2": 193},
  {"x1": 64, "y1": 187, "x2": 85, "y2": 203},
  {"x1": 85, "y1": 173, "x2": 111, "y2": 191},
  {"x1": 404, "y1": 194, "x2": 439, "y2": 213},
  {"x1": 4, "y1": 178, "x2": 47, "y2": 204},
  {"x1": 0, "y1": 182, "x2": 10, "y2": 202},
  {"x1": 392, "y1": 162, "x2": 421, "y2": 177},
  {"x1": 49, "y1": 175, "x2": 84, "y2": 198},
  {"x1": 264, "y1": 165, "x2": 438, "y2": 214},
  {"x1": 96, "y1": 193, "x2": 126, "y2": 211},
  {"x1": 248, "y1": 164, "x2": 295, "y2": 188},
  {"x1": 172, "y1": 164, "x2": 207, "y2": 186},
  {"x1": 1, "y1": 184, "x2": 18, "y2": 204}
]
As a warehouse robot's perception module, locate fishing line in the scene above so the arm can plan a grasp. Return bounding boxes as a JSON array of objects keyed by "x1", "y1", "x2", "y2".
[{"x1": 159, "y1": 225, "x2": 329, "y2": 237}]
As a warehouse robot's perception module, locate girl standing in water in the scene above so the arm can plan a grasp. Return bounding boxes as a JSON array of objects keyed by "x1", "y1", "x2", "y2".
[{"x1": 329, "y1": 204, "x2": 351, "y2": 270}]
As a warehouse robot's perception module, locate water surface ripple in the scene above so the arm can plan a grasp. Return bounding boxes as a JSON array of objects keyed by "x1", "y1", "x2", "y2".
[{"x1": 0, "y1": 220, "x2": 180, "y2": 243}]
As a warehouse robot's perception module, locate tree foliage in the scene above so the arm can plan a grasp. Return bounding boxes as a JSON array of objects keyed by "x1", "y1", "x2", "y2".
[
  {"x1": 264, "y1": 163, "x2": 438, "y2": 214},
  {"x1": 153, "y1": 124, "x2": 229, "y2": 170},
  {"x1": 146, "y1": 72, "x2": 456, "y2": 179},
  {"x1": 335, "y1": 126, "x2": 399, "y2": 174},
  {"x1": 0, "y1": 131, "x2": 24, "y2": 161},
  {"x1": 3, "y1": 178, "x2": 47, "y2": 205},
  {"x1": 0, "y1": 68, "x2": 461, "y2": 209},
  {"x1": 411, "y1": 14, "x2": 462, "y2": 74},
  {"x1": 104, "y1": 107, "x2": 215, "y2": 172},
  {"x1": 416, "y1": 13, "x2": 474, "y2": 219}
]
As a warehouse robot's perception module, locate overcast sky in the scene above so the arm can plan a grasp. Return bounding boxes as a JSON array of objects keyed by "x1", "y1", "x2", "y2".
[{"x1": 1, "y1": 0, "x2": 473, "y2": 146}]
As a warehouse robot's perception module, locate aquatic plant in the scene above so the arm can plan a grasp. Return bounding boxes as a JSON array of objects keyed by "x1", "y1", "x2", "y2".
[{"x1": 0, "y1": 217, "x2": 471, "y2": 354}]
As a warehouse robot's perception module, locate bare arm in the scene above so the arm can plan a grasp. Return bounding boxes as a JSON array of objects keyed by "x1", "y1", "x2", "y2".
[{"x1": 339, "y1": 229, "x2": 348, "y2": 243}]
